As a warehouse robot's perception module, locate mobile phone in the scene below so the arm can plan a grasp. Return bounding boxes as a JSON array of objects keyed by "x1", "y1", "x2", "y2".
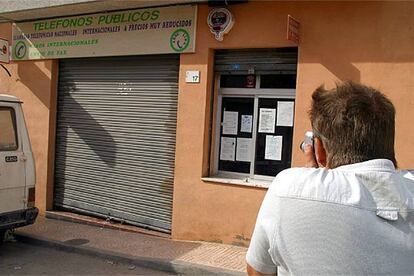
[{"x1": 300, "y1": 131, "x2": 314, "y2": 152}]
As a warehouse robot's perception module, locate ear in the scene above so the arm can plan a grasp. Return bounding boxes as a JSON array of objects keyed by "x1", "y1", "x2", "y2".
[{"x1": 314, "y1": 137, "x2": 327, "y2": 168}]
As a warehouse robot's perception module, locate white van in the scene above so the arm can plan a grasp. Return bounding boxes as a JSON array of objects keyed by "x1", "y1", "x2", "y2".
[{"x1": 0, "y1": 94, "x2": 38, "y2": 241}]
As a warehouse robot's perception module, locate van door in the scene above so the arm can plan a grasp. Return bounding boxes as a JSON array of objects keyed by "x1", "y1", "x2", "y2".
[{"x1": 0, "y1": 105, "x2": 26, "y2": 213}]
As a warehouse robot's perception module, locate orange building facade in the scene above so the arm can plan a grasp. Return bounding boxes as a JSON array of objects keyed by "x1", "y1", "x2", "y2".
[{"x1": 0, "y1": 1, "x2": 413, "y2": 246}]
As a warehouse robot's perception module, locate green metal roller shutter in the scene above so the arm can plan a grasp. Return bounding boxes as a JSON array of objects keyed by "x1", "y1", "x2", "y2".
[{"x1": 54, "y1": 54, "x2": 179, "y2": 233}]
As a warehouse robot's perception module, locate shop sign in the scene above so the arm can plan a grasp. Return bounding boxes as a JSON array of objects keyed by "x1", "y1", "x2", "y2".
[
  {"x1": 0, "y1": 38, "x2": 9, "y2": 63},
  {"x1": 11, "y1": 5, "x2": 196, "y2": 60},
  {"x1": 207, "y1": 8, "x2": 234, "y2": 41},
  {"x1": 287, "y1": 15, "x2": 300, "y2": 45}
]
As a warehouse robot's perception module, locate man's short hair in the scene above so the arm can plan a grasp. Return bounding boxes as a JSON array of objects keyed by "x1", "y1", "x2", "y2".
[{"x1": 309, "y1": 81, "x2": 396, "y2": 168}]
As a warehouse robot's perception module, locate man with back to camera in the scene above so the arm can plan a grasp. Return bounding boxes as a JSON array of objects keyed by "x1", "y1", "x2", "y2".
[{"x1": 246, "y1": 82, "x2": 414, "y2": 275}]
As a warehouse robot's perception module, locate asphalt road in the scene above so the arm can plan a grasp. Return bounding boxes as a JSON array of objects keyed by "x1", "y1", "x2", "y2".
[{"x1": 0, "y1": 240, "x2": 175, "y2": 275}]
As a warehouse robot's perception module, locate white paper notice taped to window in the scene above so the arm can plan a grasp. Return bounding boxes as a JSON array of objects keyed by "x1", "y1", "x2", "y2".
[
  {"x1": 236, "y1": 138, "x2": 252, "y2": 162},
  {"x1": 277, "y1": 101, "x2": 295, "y2": 127},
  {"x1": 222, "y1": 111, "x2": 238, "y2": 135},
  {"x1": 259, "y1": 108, "x2": 276, "y2": 133},
  {"x1": 240, "y1": 115, "x2": 253, "y2": 133},
  {"x1": 265, "y1": 135, "x2": 283, "y2": 161},
  {"x1": 220, "y1": 137, "x2": 236, "y2": 161}
]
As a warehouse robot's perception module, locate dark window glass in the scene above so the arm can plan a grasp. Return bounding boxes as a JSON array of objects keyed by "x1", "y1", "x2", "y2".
[
  {"x1": 0, "y1": 107, "x2": 18, "y2": 151},
  {"x1": 254, "y1": 98, "x2": 294, "y2": 176},
  {"x1": 218, "y1": 97, "x2": 254, "y2": 174},
  {"x1": 260, "y1": 74, "x2": 296, "y2": 89},
  {"x1": 220, "y1": 75, "x2": 256, "y2": 88}
]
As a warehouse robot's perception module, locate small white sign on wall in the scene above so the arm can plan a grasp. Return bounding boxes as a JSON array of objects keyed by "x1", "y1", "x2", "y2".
[{"x1": 186, "y1": 70, "x2": 200, "y2": 83}]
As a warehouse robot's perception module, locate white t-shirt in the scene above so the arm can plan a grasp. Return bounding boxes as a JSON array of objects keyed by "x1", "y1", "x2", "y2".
[{"x1": 246, "y1": 159, "x2": 414, "y2": 275}]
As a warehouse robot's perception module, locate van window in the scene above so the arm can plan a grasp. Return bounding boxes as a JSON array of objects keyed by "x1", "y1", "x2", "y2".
[{"x1": 0, "y1": 107, "x2": 18, "y2": 151}]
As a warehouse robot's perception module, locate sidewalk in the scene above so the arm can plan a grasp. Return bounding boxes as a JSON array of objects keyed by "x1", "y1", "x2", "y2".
[{"x1": 14, "y1": 214, "x2": 247, "y2": 275}]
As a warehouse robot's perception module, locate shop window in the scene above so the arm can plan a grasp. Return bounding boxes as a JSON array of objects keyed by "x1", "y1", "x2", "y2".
[
  {"x1": 220, "y1": 75, "x2": 256, "y2": 88},
  {"x1": 260, "y1": 74, "x2": 296, "y2": 89},
  {"x1": 0, "y1": 107, "x2": 18, "y2": 151},
  {"x1": 211, "y1": 74, "x2": 296, "y2": 183},
  {"x1": 254, "y1": 98, "x2": 294, "y2": 176},
  {"x1": 218, "y1": 97, "x2": 254, "y2": 173}
]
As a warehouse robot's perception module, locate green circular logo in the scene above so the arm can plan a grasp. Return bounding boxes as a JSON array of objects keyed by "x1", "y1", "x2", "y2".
[
  {"x1": 14, "y1": 41, "x2": 27, "y2": 59},
  {"x1": 170, "y1": 29, "x2": 190, "y2": 52}
]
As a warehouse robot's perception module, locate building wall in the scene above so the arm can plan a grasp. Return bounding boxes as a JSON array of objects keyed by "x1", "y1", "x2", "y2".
[
  {"x1": 0, "y1": 23, "x2": 57, "y2": 214},
  {"x1": 2, "y1": 1, "x2": 414, "y2": 246},
  {"x1": 172, "y1": 1, "x2": 414, "y2": 245}
]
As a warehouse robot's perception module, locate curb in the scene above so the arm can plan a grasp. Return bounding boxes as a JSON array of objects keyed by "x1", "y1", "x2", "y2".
[{"x1": 14, "y1": 232, "x2": 245, "y2": 276}]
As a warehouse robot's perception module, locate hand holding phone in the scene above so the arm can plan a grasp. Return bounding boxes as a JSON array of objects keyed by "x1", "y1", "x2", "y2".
[
  {"x1": 300, "y1": 131, "x2": 314, "y2": 152},
  {"x1": 300, "y1": 131, "x2": 318, "y2": 168}
]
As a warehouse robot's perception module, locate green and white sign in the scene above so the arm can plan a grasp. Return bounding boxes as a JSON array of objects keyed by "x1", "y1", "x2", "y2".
[{"x1": 12, "y1": 5, "x2": 196, "y2": 60}]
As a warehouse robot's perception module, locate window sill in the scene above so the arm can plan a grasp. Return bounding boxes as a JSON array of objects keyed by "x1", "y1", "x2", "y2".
[{"x1": 201, "y1": 176, "x2": 272, "y2": 189}]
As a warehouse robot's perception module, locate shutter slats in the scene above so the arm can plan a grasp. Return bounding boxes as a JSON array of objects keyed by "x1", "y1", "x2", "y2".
[
  {"x1": 215, "y1": 48, "x2": 298, "y2": 74},
  {"x1": 58, "y1": 148, "x2": 177, "y2": 166},
  {"x1": 54, "y1": 55, "x2": 179, "y2": 233}
]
